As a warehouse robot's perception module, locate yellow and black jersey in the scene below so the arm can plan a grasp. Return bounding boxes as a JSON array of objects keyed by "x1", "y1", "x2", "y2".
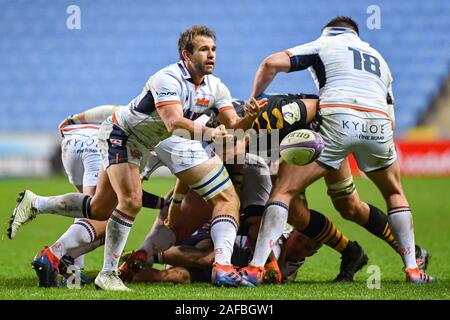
[{"x1": 252, "y1": 93, "x2": 318, "y2": 141}]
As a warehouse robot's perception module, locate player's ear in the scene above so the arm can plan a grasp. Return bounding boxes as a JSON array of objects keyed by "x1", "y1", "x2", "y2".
[{"x1": 181, "y1": 49, "x2": 192, "y2": 62}]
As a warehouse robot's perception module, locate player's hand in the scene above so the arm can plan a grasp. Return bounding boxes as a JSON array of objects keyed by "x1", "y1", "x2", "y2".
[
  {"x1": 58, "y1": 118, "x2": 71, "y2": 137},
  {"x1": 244, "y1": 97, "x2": 268, "y2": 118},
  {"x1": 211, "y1": 124, "x2": 235, "y2": 143}
]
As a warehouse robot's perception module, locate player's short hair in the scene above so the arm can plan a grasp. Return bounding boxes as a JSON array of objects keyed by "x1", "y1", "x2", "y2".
[
  {"x1": 323, "y1": 16, "x2": 359, "y2": 35},
  {"x1": 178, "y1": 25, "x2": 216, "y2": 60}
]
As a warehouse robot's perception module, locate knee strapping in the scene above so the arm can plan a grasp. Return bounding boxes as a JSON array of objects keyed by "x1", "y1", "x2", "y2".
[
  {"x1": 327, "y1": 177, "x2": 356, "y2": 200},
  {"x1": 189, "y1": 163, "x2": 233, "y2": 201}
]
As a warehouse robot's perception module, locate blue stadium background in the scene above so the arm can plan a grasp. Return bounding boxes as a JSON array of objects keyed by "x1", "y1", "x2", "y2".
[{"x1": 0, "y1": 0, "x2": 448, "y2": 135}]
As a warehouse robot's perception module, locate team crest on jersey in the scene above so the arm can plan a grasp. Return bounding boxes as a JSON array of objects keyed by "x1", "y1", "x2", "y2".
[
  {"x1": 196, "y1": 98, "x2": 210, "y2": 107},
  {"x1": 110, "y1": 139, "x2": 122, "y2": 147}
]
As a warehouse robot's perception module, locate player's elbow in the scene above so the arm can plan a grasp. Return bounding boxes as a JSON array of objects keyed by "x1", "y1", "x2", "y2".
[
  {"x1": 260, "y1": 56, "x2": 279, "y2": 74},
  {"x1": 261, "y1": 53, "x2": 288, "y2": 74}
]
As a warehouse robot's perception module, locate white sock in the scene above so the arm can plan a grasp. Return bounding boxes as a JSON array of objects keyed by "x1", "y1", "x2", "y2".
[
  {"x1": 33, "y1": 193, "x2": 90, "y2": 218},
  {"x1": 251, "y1": 201, "x2": 288, "y2": 267},
  {"x1": 74, "y1": 255, "x2": 85, "y2": 269},
  {"x1": 66, "y1": 237, "x2": 105, "y2": 260},
  {"x1": 102, "y1": 209, "x2": 135, "y2": 272},
  {"x1": 139, "y1": 223, "x2": 176, "y2": 264},
  {"x1": 210, "y1": 215, "x2": 238, "y2": 265},
  {"x1": 272, "y1": 240, "x2": 282, "y2": 260},
  {"x1": 49, "y1": 219, "x2": 95, "y2": 260},
  {"x1": 388, "y1": 207, "x2": 417, "y2": 269}
]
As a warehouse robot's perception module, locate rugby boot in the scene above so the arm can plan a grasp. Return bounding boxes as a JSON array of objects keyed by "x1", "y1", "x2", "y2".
[
  {"x1": 405, "y1": 267, "x2": 435, "y2": 284},
  {"x1": 118, "y1": 250, "x2": 148, "y2": 283},
  {"x1": 415, "y1": 245, "x2": 430, "y2": 272},
  {"x1": 8, "y1": 190, "x2": 38, "y2": 239},
  {"x1": 31, "y1": 246, "x2": 60, "y2": 287},
  {"x1": 263, "y1": 251, "x2": 282, "y2": 284},
  {"x1": 212, "y1": 262, "x2": 255, "y2": 287},
  {"x1": 239, "y1": 264, "x2": 265, "y2": 286},
  {"x1": 94, "y1": 270, "x2": 132, "y2": 291},
  {"x1": 333, "y1": 241, "x2": 368, "y2": 282}
]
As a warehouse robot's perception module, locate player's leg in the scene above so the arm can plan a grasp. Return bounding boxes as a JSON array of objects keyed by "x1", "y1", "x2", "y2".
[
  {"x1": 130, "y1": 266, "x2": 192, "y2": 284},
  {"x1": 8, "y1": 166, "x2": 118, "y2": 240},
  {"x1": 241, "y1": 160, "x2": 327, "y2": 285},
  {"x1": 32, "y1": 140, "x2": 108, "y2": 287},
  {"x1": 325, "y1": 158, "x2": 400, "y2": 251},
  {"x1": 175, "y1": 155, "x2": 248, "y2": 286},
  {"x1": 365, "y1": 160, "x2": 435, "y2": 283},
  {"x1": 94, "y1": 162, "x2": 142, "y2": 291},
  {"x1": 288, "y1": 195, "x2": 368, "y2": 282},
  {"x1": 352, "y1": 114, "x2": 434, "y2": 283}
]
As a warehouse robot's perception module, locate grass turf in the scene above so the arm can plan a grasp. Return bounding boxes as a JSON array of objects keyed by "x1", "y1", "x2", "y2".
[{"x1": 0, "y1": 175, "x2": 449, "y2": 300}]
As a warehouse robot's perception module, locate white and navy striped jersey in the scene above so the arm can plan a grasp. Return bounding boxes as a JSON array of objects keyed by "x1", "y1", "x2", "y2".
[
  {"x1": 286, "y1": 27, "x2": 394, "y2": 118},
  {"x1": 114, "y1": 61, "x2": 234, "y2": 149}
]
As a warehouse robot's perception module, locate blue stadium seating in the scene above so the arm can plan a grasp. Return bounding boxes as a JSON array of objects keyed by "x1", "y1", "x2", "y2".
[{"x1": 0, "y1": 0, "x2": 448, "y2": 135}]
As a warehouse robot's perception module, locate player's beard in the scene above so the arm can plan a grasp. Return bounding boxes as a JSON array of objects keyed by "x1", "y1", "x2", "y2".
[{"x1": 194, "y1": 60, "x2": 214, "y2": 75}]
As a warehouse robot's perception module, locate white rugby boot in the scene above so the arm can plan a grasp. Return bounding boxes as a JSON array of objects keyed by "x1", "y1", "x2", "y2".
[
  {"x1": 8, "y1": 190, "x2": 38, "y2": 239},
  {"x1": 94, "y1": 270, "x2": 132, "y2": 292}
]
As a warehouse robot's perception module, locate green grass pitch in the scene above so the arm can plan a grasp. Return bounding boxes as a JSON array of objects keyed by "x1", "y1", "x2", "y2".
[{"x1": 0, "y1": 175, "x2": 449, "y2": 300}]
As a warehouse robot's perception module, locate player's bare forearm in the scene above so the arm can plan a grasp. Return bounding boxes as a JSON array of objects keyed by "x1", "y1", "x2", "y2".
[
  {"x1": 251, "y1": 52, "x2": 291, "y2": 98},
  {"x1": 251, "y1": 63, "x2": 278, "y2": 98},
  {"x1": 171, "y1": 117, "x2": 215, "y2": 141}
]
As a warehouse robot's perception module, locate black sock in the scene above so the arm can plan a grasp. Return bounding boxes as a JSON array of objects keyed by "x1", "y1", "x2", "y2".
[
  {"x1": 142, "y1": 190, "x2": 165, "y2": 210},
  {"x1": 364, "y1": 204, "x2": 399, "y2": 251},
  {"x1": 302, "y1": 210, "x2": 350, "y2": 253}
]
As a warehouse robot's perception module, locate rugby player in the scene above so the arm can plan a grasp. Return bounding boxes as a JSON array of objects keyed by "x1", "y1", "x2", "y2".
[
  {"x1": 9, "y1": 25, "x2": 267, "y2": 290},
  {"x1": 236, "y1": 94, "x2": 430, "y2": 281},
  {"x1": 240, "y1": 16, "x2": 434, "y2": 285},
  {"x1": 32, "y1": 107, "x2": 166, "y2": 287}
]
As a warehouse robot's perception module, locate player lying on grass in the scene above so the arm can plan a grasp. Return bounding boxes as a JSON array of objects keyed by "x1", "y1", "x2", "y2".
[
  {"x1": 119, "y1": 152, "x2": 368, "y2": 285},
  {"x1": 121, "y1": 221, "x2": 321, "y2": 284}
]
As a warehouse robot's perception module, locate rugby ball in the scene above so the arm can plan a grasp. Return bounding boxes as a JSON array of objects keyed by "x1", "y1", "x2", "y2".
[{"x1": 280, "y1": 129, "x2": 324, "y2": 166}]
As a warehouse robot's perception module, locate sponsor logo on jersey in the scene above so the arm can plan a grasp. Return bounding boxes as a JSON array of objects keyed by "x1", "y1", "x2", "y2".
[{"x1": 156, "y1": 91, "x2": 177, "y2": 97}]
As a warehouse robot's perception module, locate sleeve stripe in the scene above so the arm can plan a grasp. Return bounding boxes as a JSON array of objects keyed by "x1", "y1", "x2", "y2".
[
  {"x1": 283, "y1": 50, "x2": 293, "y2": 57},
  {"x1": 218, "y1": 106, "x2": 234, "y2": 113},
  {"x1": 155, "y1": 100, "x2": 181, "y2": 108}
]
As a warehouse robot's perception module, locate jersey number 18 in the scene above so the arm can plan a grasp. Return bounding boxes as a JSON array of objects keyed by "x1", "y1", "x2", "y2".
[{"x1": 348, "y1": 47, "x2": 381, "y2": 77}]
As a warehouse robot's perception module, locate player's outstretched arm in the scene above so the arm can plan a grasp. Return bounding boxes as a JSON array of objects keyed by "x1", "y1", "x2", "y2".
[
  {"x1": 218, "y1": 97, "x2": 268, "y2": 131},
  {"x1": 157, "y1": 102, "x2": 231, "y2": 142},
  {"x1": 251, "y1": 51, "x2": 291, "y2": 98},
  {"x1": 58, "y1": 104, "x2": 122, "y2": 132}
]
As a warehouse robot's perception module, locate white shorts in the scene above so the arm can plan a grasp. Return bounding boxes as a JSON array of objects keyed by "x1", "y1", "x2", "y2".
[
  {"x1": 61, "y1": 134, "x2": 102, "y2": 187},
  {"x1": 154, "y1": 135, "x2": 213, "y2": 174},
  {"x1": 239, "y1": 154, "x2": 272, "y2": 210},
  {"x1": 317, "y1": 111, "x2": 397, "y2": 172},
  {"x1": 98, "y1": 118, "x2": 213, "y2": 174}
]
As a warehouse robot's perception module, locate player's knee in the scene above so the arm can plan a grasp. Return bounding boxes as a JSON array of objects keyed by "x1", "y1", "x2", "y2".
[
  {"x1": 327, "y1": 177, "x2": 361, "y2": 220},
  {"x1": 119, "y1": 192, "x2": 142, "y2": 214}
]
